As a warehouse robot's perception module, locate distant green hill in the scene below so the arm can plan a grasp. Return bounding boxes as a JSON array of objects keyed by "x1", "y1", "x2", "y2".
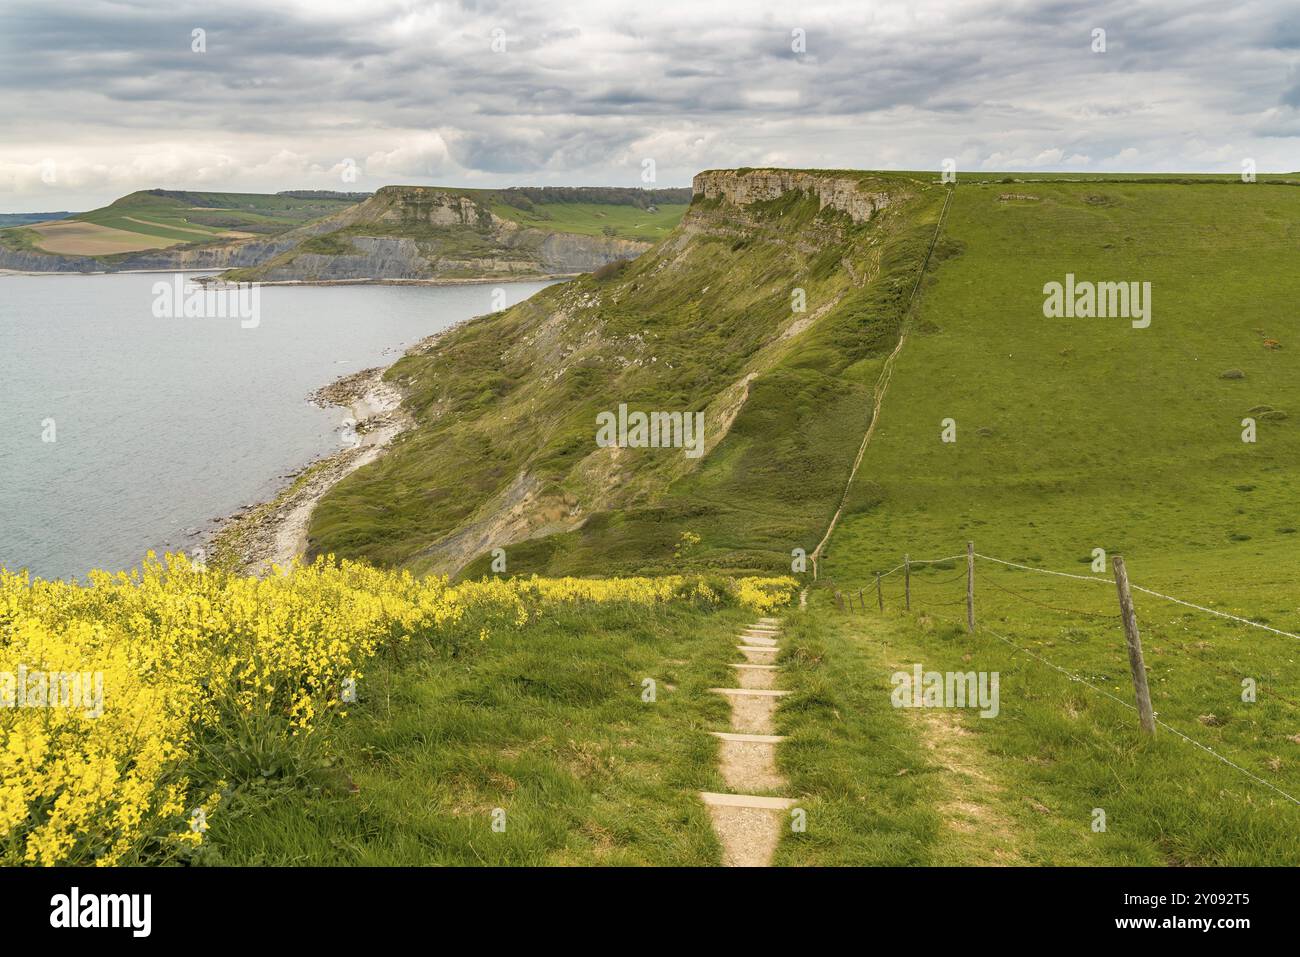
[
  {"x1": 0, "y1": 189, "x2": 364, "y2": 261},
  {"x1": 223, "y1": 185, "x2": 692, "y2": 282},
  {"x1": 0, "y1": 211, "x2": 75, "y2": 227}
]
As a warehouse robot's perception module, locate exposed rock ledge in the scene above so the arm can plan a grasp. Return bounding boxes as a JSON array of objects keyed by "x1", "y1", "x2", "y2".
[{"x1": 692, "y1": 168, "x2": 894, "y2": 224}]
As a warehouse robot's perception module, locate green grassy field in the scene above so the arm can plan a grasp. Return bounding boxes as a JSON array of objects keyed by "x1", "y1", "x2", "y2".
[
  {"x1": 198, "y1": 582, "x2": 1298, "y2": 866},
  {"x1": 0, "y1": 189, "x2": 364, "y2": 257},
  {"x1": 775, "y1": 591, "x2": 1299, "y2": 865},
  {"x1": 815, "y1": 179, "x2": 1300, "y2": 855}
]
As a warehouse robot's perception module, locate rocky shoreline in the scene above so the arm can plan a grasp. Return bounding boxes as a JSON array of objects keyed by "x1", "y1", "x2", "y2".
[
  {"x1": 210, "y1": 365, "x2": 409, "y2": 574},
  {"x1": 210, "y1": 273, "x2": 578, "y2": 287}
]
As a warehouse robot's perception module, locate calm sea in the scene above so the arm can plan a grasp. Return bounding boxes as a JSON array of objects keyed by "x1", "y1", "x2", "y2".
[{"x1": 0, "y1": 273, "x2": 555, "y2": 579}]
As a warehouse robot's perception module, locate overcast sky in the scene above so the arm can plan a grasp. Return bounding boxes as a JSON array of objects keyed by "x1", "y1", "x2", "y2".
[{"x1": 3, "y1": 0, "x2": 1299, "y2": 210}]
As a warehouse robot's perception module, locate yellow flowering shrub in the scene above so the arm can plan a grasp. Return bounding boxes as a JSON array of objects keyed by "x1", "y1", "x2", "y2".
[{"x1": 0, "y1": 553, "x2": 794, "y2": 865}]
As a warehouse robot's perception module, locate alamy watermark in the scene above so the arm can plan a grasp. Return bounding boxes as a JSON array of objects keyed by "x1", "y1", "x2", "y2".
[
  {"x1": 1043, "y1": 274, "x2": 1151, "y2": 328},
  {"x1": 1, "y1": 666, "x2": 103, "y2": 718},
  {"x1": 595, "y1": 403, "x2": 704, "y2": 458},
  {"x1": 50, "y1": 887, "x2": 150, "y2": 937},
  {"x1": 151, "y1": 274, "x2": 261, "y2": 329},
  {"x1": 891, "y1": 664, "x2": 999, "y2": 718}
]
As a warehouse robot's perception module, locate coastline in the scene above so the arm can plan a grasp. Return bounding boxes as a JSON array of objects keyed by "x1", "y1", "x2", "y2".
[
  {"x1": 0, "y1": 267, "x2": 226, "y2": 277},
  {"x1": 207, "y1": 275, "x2": 561, "y2": 573},
  {"x1": 209, "y1": 273, "x2": 579, "y2": 287},
  {"x1": 1, "y1": 267, "x2": 578, "y2": 284},
  {"x1": 209, "y1": 365, "x2": 410, "y2": 574}
]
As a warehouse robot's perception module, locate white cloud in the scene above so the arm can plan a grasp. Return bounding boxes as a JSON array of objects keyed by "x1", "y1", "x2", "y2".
[{"x1": 3, "y1": 0, "x2": 1300, "y2": 210}]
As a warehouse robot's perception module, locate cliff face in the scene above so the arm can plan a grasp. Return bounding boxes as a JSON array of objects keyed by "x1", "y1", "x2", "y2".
[
  {"x1": 534, "y1": 231, "x2": 646, "y2": 272},
  {"x1": 364, "y1": 186, "x2": 489, "y2": 228},
  {"x1": 691, "y1": 168, "x2": 895, "y2": 224},
  {"x1": 242, "y1": 243, "x2": 551, "y2": 281}
]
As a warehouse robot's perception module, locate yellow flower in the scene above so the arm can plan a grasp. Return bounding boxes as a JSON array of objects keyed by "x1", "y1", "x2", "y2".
[{"x1": 0, "y1": 554, "x2": 794, "y2": 865}]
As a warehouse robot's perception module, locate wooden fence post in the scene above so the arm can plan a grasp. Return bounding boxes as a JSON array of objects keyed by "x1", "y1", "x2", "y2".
[
  {"x1": 834, "y1": 589, "x2": 845, "y2": 612},
  {"x1": 876, "y1": 572, "x2": 883, "y2": 611},
  {"x1": 966, "y1": 541, "x2": 975, "y2": 633},
  {"x1": 1112, "y1": 555, "x2": 1156, "y2": 735},
  {"x1": 904, "y1": 554, "x2": 911, "y2": 611}
]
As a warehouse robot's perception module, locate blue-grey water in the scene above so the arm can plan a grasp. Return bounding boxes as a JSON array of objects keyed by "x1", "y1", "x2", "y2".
[{"x1": 0, "y1": 273, "x2": 556, "y2": 580}]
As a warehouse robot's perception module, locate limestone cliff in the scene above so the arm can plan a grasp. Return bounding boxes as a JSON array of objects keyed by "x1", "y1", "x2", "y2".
[{"x1": 691, "y1": 168, "x2": 895, "y2": 224}]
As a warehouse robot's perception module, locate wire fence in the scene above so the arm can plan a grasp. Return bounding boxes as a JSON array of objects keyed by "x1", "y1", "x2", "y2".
[
  {"x1": 824, "y1": 542, "x2": 1300, "y2": 807},
  {"x1": 979, "y1": 624, "x2": 1300, "y2": 807}
]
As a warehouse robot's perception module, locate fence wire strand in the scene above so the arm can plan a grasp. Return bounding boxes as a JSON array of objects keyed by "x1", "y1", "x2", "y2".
[
  {"x1": 1130, "y1": 584, "x2": 1300, "y2": 642},
  {"x1": 913, "y1": 571, "x2": 968, "y2": 586},
  {"x1": 966, "y1": 551, "x2": 1299, "y2": 640},
  {"x1": 837, "y1": 550, "x2": 1300, "y2": 805},
  {"x1": 974, "y1": 553, "x2": 1111, "y2": 584},
  {"x1": 982, "y1": 626, "x2": 1300, "y2": 807}
]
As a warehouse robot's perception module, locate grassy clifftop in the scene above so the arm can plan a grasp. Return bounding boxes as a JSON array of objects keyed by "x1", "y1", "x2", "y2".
[{"x1": 308, "y1": 169, "x2": 948, "y2": 576}]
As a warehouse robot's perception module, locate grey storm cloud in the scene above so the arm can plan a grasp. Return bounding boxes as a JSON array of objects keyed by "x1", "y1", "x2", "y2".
[{"x1": 2, "y1": 0, "x2": 1299, "y2": 210}]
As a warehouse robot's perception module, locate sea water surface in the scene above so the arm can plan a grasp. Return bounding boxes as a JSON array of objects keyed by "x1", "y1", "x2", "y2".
[{"x1": 0, "y1": 273, "x2": 556, "y2": 579}]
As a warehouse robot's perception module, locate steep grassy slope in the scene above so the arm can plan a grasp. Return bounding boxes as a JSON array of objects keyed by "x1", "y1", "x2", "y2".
[
  {"x1": 821, "y1": 179, "x2": 1300, "y2": 841},
  {"x1": 308, "y1": 170, "x2": 948, "y2": 576},
  {"x1": 225, "y1": 186, "x2": 691, "y2": 282}
]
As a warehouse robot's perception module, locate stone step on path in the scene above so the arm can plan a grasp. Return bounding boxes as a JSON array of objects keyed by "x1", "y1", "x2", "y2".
[
  {"x1": 700, "y1": 618, "x2": 800, "y2": 867},
  {"x1": 709, "y1": 731, "x2": 786, "y2": 791},
  {"x1": 698, "y1": 793, "x2": 797, "y2": 867},
  {"x1": 730, "y1": 663, "x2": 777, "y2": 690},
  {"x1": 710, "y1": 688, "x2": 788, "y2": 734}
]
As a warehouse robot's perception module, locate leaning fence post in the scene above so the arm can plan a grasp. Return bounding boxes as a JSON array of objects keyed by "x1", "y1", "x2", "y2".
[
  {"x1": 857, "y1": 588, "x2": 864, "y2": 613},
  {"x1": 904, "y1": 554, "x2": 911, "y2": 611},
  {"x1": 876, "y1": 572, "x2": 883, "y2": 611},
  {"x1": 1112, "y1": 555, "x2": 1156, "y2": 735},
  {"x1": 966, "y1": 541, "x2": 975, "y2": 633}
]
